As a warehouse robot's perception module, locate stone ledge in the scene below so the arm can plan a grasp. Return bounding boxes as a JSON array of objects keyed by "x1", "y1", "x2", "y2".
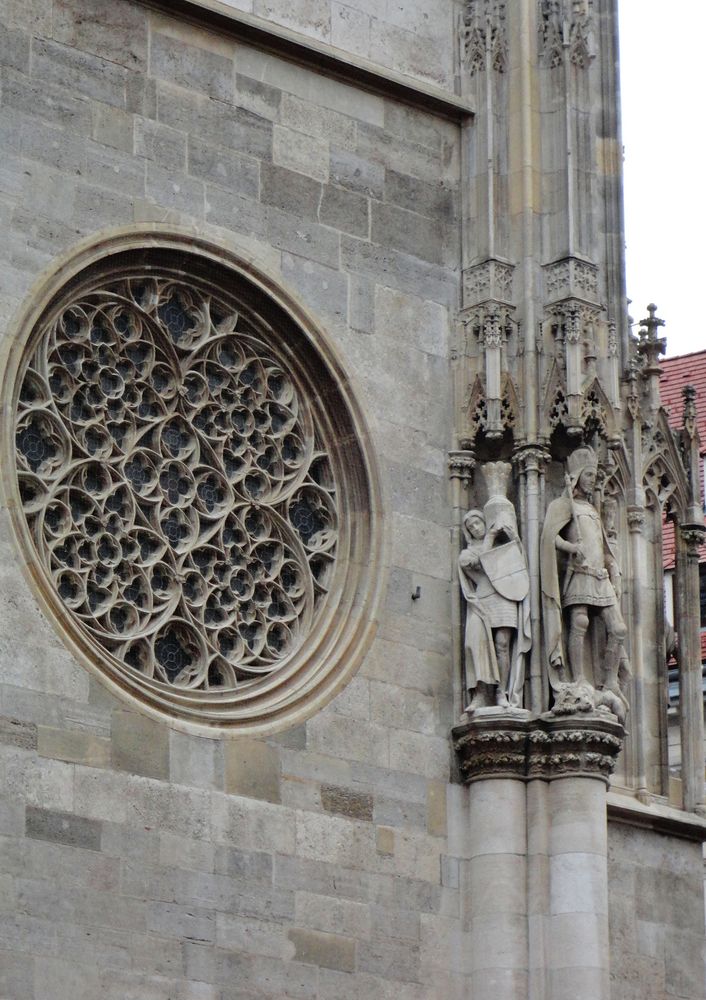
[
  {"x1": 607, "y1": 791, "x2": 706, "y2": 843},
  {"x1": 452, "y1": 710, "x2": 624, "y2": 784},
  {"x1": 140, "y1": 0, "x2": 474, "y2": 122}
]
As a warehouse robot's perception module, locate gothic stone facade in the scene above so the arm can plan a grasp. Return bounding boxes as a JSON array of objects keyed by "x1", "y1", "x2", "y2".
[{"x1": 0, "y1": 2, "x2": 704, "y2": 999}]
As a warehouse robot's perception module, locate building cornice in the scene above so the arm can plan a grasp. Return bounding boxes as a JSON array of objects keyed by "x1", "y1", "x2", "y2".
[
  {"x1": 607, "y1": 791, "x2": 706, "y2": 842},
  {"x1": 140, "y1": 0, "x2": 474, "y2": 122}
]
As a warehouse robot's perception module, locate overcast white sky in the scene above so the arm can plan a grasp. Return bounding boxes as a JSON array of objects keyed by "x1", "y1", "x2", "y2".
[{"x1": 619, "y1": 2, "x2": 706, "y2": 357}]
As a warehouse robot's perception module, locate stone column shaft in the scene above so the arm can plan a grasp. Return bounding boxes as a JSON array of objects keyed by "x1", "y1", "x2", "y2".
[
  {"x1": 675, "y1": 525, "x2": 706, "y2": 814},
  {"x1": 628, "y1": 506, "x2": 649, "y2": 801},
  {"x1": 547, "y1": 777, "x2": 610, "y2": 1000},
  {"x1": 526, "y1": 779, "x2": 549, "y2": 1000},
  {"x1": 468, "y1": 779, "x2": 528, "y2": 1000},
  {"x1": 454, "y1": 713, "x2": 623, "y2": 1000}
]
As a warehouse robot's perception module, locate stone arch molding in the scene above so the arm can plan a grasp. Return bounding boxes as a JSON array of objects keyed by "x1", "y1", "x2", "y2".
[{"x1": 1, "y1": 228, "x2": 385, "y2": 735}]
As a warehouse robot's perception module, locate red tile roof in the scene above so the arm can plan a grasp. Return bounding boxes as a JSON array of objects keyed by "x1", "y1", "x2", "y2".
[
  {"x1": 663, "y1": 519, "x2": 676, "y2": 569},
  {"x1": 660, "y1": 350, "x2": 706, "y2": 568}
]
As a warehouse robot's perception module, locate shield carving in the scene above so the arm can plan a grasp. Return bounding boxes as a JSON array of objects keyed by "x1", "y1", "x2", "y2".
[{"x1": 480, "y1": 540, "x2": 530, "y2": 602}]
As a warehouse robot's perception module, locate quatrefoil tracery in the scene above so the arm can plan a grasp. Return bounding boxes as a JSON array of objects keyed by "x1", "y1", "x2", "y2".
[{"x1": 15, "y1": 276, "x2": 338, "y2": 692}]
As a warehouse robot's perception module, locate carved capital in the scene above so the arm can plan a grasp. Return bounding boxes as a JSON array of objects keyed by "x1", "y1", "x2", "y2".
[
  {"x1": 463, "y1": 259, "x2": 515, "y2": 309},
  {"x1": 462, "y1": 0, "x2": 507, "y2": 76},
  {"x1": 513, "y1": 446, "x2": 550, "y2": 476},
  {"x1": 627, "y1": 507, "x2": 645, "y2": 533},
  {"x1": 526, "y1": 716, "x2": 624, "y2": 781},
  {"x1": 453, "y1": 713, "x2": 532, "y2": 781},
  {"x1": 544, "y1": 257, "x2": 600, "y2": 305},
  {"x1": 680, "y1": 524, "x2": 706, "y2": 561},
  {"x1": 453, "y1": 712, "x2": 624, "y2": 783},
  {"x1": 449, "y1": 450, "x2": 476, "y2": 487}
]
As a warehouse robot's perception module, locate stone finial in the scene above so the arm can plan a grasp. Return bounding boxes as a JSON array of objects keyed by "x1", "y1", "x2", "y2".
[{"x1": 636, "y1": 303, "x2": 666, "y2": 369}]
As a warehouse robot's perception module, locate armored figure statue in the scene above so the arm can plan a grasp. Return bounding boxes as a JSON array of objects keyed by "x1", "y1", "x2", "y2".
[
  {"x1": 459, "y1": 463, "x2": 531, "y2": 711},
  {"x1": 540, "y1": 446, "x2": 629, "y2": 717}
]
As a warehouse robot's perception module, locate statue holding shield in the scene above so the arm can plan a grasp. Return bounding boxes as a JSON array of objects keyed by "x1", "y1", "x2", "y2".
[{"x1": 459, "y1": 463, "x2": 531, "y2": 711}]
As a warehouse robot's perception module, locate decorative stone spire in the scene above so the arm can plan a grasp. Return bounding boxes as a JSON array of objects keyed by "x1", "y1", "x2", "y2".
[{"x1": 637, "y1": 303, "x2": 666, "y2": 411}]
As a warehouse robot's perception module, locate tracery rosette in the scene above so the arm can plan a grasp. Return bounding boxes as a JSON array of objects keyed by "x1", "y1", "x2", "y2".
[{"x1": 14, "y1": 271, "x2": 341, "y2": 697}]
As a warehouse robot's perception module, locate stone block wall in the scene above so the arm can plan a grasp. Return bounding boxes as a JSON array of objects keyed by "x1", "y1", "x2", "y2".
[
  {"x1": 0, "y1": 1, "x2": 470, "y2": 997},
  {"x1": 2, "y1": 3, "x2": 705, "y2": 999},
  {"x1": 608, "y1": 822, "x2": 706, "y2": 1000},
  {"x1": 216, "y1": 0, "x2": 460, "y2": 89}
]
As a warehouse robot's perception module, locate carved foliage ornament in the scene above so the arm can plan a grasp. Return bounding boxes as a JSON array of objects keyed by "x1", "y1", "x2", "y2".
[
  {"x1": 453, "y1": 714, "x2": 624, "y2": 783},
  {"x1": 462, "y1": 0, "x2": 508, "y2": 75},
  {"x1": 462, "y1": 259, "x2": 514, "y2": 308},
  {"x1": 10, "y1": 247, "x2": 380, "y2": 729},
  {"x1": 539, "y1": 0, "x2": 594, "y2": 69}
]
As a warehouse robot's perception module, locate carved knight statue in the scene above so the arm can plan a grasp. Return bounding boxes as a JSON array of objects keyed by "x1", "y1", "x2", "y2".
[
  {"x1": 459, "y1": 462, "x2": 531, "y2": 711},
  {"x1": 540, "y1": 446, "x2": 630, "y2": 719}
]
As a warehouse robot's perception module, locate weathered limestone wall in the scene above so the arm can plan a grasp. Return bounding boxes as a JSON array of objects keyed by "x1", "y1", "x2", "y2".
[
  {"x1": 215, "y1": 0, "x2": 461, "y2": 89},
  {"x1": 2, "y1": 2, "x2": 705, "y2": 999},
  {"x1": 0, "y1": 1, "x2": 469, "y2": 997},
  {"x1": 608, "y1": 821, "x2": 706, "y2": 1000}
]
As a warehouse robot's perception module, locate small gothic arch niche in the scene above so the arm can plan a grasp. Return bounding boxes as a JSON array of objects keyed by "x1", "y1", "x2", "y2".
[
  {"x1": 462, "y1": 0, "x2": 508, "y2": 77},
  {"x1": 642, "y1": 414, "x2": 688, "y2": 518},
  {"x1": 463, "y1": 372, "x2": 519, "y2": 462},
  {"x1": 2, "y1": 232, "x2": 384, "y2": 734},
  {"x1": 580, "y1": 379, "x2": 616, "y2": 448}
]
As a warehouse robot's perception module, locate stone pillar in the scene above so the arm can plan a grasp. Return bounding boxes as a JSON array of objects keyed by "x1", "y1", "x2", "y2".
[
  {"x1": 526, "y1": 778, "x2": 549, "y2": 1000},
  {"x1": 449, "y1": 450, "x2": 476, "y2": 717},
  {"x1": 515, "y1": 447, "x2": 550, "y2": 714},
  {"x1": 530, "y1": 717, "x2": 624, "y2": 1000},
  {"x1": 627, "y1": 505, "x2": 649, "y2": 802},
  {"x1": 469, "y1": 778, "x2": 528, "y2": 1000},
  {"x1": 675, "y1": 524, "x2": 706, "y2": 814},
  {"x1": 454, "y1": 713, "x2": 623, "y2": 1000},
  {"x1": 547, "y1": 777, "x2": 610, "y2": 999},
  {"x1": 455, "y1": 714, "x2": 530, "y2": 1000}
]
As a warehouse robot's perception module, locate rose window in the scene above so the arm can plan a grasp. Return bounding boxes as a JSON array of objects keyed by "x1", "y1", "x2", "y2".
[{"x1": 6, "y1": 239, "x2": 384, "y2": 731}]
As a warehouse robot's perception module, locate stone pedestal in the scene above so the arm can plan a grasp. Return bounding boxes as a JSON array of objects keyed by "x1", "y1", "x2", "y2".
[{"x1": 453, "y1": 711, "x2": 624, "y2": 1000}]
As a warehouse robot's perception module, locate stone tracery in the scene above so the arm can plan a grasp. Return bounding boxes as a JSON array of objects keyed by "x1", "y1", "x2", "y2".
[{"x1": 15, "y1": 274, "x2": 338, "y2": 694}]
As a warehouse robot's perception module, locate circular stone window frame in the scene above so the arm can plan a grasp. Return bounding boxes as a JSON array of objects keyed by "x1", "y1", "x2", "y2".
[{"x1": 1, "y1": 227, "x2": 387, "y2": 737}]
